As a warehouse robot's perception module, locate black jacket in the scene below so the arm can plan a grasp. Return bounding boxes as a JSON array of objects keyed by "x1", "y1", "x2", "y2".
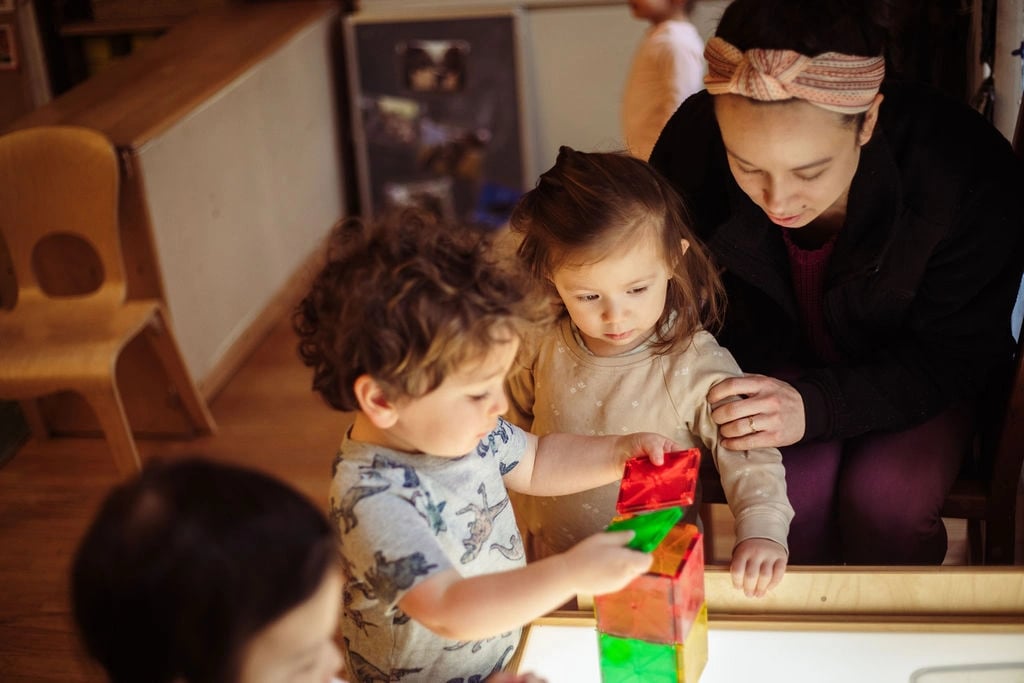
[{"x1": 649, "y1": 82, "x2": 1024, "y2": 441}]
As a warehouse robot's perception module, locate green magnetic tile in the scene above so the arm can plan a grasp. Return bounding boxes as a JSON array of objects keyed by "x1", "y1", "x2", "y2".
[
  {"x1": 598, "y1": 632, "x2": 679, "y2": 682},
  {"x1": 606, "y1": 507, "x2": 684, "y2": 552}
]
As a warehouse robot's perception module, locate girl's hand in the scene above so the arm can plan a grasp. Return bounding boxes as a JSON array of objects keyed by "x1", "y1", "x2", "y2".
[
  {"x1": 730, "y1": 538, "x2": 787, "y2": 598},
  {"x1": 707, "y1": 374, "x2": 805, "y2": 450},
  {"x1": 563, "y1": 531, "x2": 652, "y2": 596},
  {"x1": 614, "y1": 432, "x2": 682, "y2": 468}
]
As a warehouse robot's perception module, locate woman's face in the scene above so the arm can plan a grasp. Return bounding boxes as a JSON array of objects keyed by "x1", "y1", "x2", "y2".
[
  {"x1": 237, "y1": 568, "x2": 347, "y2": 683},
  {"x1": 713, "y1": 93, "x2": 881, "y2": 230}
]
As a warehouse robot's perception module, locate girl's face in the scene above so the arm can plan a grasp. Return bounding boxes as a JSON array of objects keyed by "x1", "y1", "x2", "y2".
[
  {"x1": 238, "y1": 568, "x2": 347, "y2": 683},
  {"x1": 552, "y1": 235, "x2": 685, "y2": 357},
  {"x1": 713, "y1": 93, "x2": 881, "y2": 230}
]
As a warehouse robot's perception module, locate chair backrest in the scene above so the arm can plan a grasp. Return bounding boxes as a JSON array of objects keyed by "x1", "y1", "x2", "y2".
[
  {"x1": 995, "y1": 92, "x2": 1024, "y2": 531},
  {"x1": 0, "y1": 126, "x2": 124, "y2": 308},
  {"x1": 998, "y1": 91, "x2": 1024, "y2": 478},
  {"x1": 963, "y1": 86, "x2": 1024, "y2": 562}
]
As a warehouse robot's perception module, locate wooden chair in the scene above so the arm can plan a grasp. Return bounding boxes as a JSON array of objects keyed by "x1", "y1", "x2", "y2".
[
  {"x1": 0, "y1": 126, "x2": 216, "y2": 477},
  {"x1": 938, "y1": 100, "x2": 1024, "y2": 564},
  {"x1": 938, "y1": 329, "x2": 1024, "y2": 564}
]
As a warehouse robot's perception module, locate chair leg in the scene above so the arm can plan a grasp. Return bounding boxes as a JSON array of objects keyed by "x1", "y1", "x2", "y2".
[
  {"x1": 84, "y1": 382, "x2": 141, "y2": 477},
  {"x1": 145, "y1": 311, "x2": 217, "y2": 435},
  {"x1": 982, "y1": 517, "x2": 1016, "y2": 564},
  {"x1": 966, "y1": 519, "x2": 984, "y2": 565}
]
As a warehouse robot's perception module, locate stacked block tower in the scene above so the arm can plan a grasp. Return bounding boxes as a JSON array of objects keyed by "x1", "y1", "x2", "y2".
[{"x1": 594, "y1": 448, "x2": 707, "y2": 682}]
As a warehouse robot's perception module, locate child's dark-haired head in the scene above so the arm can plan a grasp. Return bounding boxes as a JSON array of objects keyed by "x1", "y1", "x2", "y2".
[
  {"x1": 295, "y1": 210, "x2": 552, "y2": 411},
  {"x1": 510, "y1": 146, "x2": 723, "y2": 353},
  {"x1": 71, "y1": 457, "x2": 338, "y2": 683}
]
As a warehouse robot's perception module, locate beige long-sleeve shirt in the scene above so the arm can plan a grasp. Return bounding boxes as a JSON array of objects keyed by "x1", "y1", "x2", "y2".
[
  {"x1": 622, "y1": 19, "x2": 705, "y2": 161},
  {"x1": 506, "y1": 319, "x2": 793, "y2": 559}
]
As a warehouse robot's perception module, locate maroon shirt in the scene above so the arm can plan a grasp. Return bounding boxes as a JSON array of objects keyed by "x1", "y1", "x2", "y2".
[{"x1": 781, "y1": 228, "x2": 842, "y2": 365}]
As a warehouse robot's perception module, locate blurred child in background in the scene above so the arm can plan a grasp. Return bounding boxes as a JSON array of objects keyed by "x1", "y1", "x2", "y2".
[
  {"x1": 622, "y1": 0, "x2": 705, "y2": 160},
  {"x1": 72, "y1": 457, "x2": 349, "y2": 683}
]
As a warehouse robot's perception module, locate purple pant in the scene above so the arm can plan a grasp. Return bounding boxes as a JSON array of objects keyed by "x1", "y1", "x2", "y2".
[{"x1": 782, "y1": 405, "x2": 972, "y2": 565}]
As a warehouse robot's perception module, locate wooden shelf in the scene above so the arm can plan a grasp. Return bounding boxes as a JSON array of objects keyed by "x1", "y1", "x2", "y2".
[{"x1": 60, "y1": 18, "x2": 176, "y2": 37}]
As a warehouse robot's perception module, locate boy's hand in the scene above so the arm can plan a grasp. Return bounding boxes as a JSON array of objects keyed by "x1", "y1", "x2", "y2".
[
  {"x1": 614, "y1": 432, "x2": 681, "y2": 468},
  {"x1": 485, "y1": 673, "x2": 548, "y2": 683},
  {"x1": 562, "y1": 531, "x2": 652, "y2": 596},
  {"x1": 730, "y1": 538, "x2": 787, "y2": 598}
]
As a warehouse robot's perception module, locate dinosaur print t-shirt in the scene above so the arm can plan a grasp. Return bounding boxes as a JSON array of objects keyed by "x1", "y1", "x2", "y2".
[{"x1": 331, "y1": 417, "x2": 528, "y2": 683}]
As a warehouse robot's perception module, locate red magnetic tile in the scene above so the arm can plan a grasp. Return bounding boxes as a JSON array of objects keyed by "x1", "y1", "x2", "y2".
[
  {"x1": 595, "y1": 524, "x2": 704, "y2": 644},
  {"x1": 616, "y1": 448, "x2": 700, "y2": 515}
]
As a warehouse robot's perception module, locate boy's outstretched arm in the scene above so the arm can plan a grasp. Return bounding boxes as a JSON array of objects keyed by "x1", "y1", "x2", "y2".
[
  {"x1": 399, "y1": 531, "x2": 651, "y2": 641},
  {"x1": 502, "y1": 431, "x2": 679, "y2": 496}
]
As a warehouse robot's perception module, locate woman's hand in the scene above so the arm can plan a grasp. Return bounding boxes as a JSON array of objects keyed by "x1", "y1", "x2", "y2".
[{"x1": 707, "y1": 374, "x2": 805, "y2": 450}]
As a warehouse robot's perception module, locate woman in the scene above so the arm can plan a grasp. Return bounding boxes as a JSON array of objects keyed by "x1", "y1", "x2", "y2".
[{"x1": 649, "y1": 0, "x2": 1024, "y2": 564}]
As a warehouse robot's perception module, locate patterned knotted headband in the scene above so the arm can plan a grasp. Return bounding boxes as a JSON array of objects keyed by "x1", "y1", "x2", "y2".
[{"x1": 703, "y1": 36, "x2": 885, "y2": 114}]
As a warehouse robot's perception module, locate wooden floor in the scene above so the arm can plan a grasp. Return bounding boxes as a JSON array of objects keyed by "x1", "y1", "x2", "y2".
[
  {"x1": 0, "y1": 314, "x2": 1018, "y2": 682},
  {"x1": 0, "y1": 316, "x2": 355, "y2": 683}
]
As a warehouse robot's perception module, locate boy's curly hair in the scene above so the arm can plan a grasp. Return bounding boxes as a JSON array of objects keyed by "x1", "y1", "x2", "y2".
[{"x1": 294, "y1": 210, "x2": 552, "y2": 411}]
